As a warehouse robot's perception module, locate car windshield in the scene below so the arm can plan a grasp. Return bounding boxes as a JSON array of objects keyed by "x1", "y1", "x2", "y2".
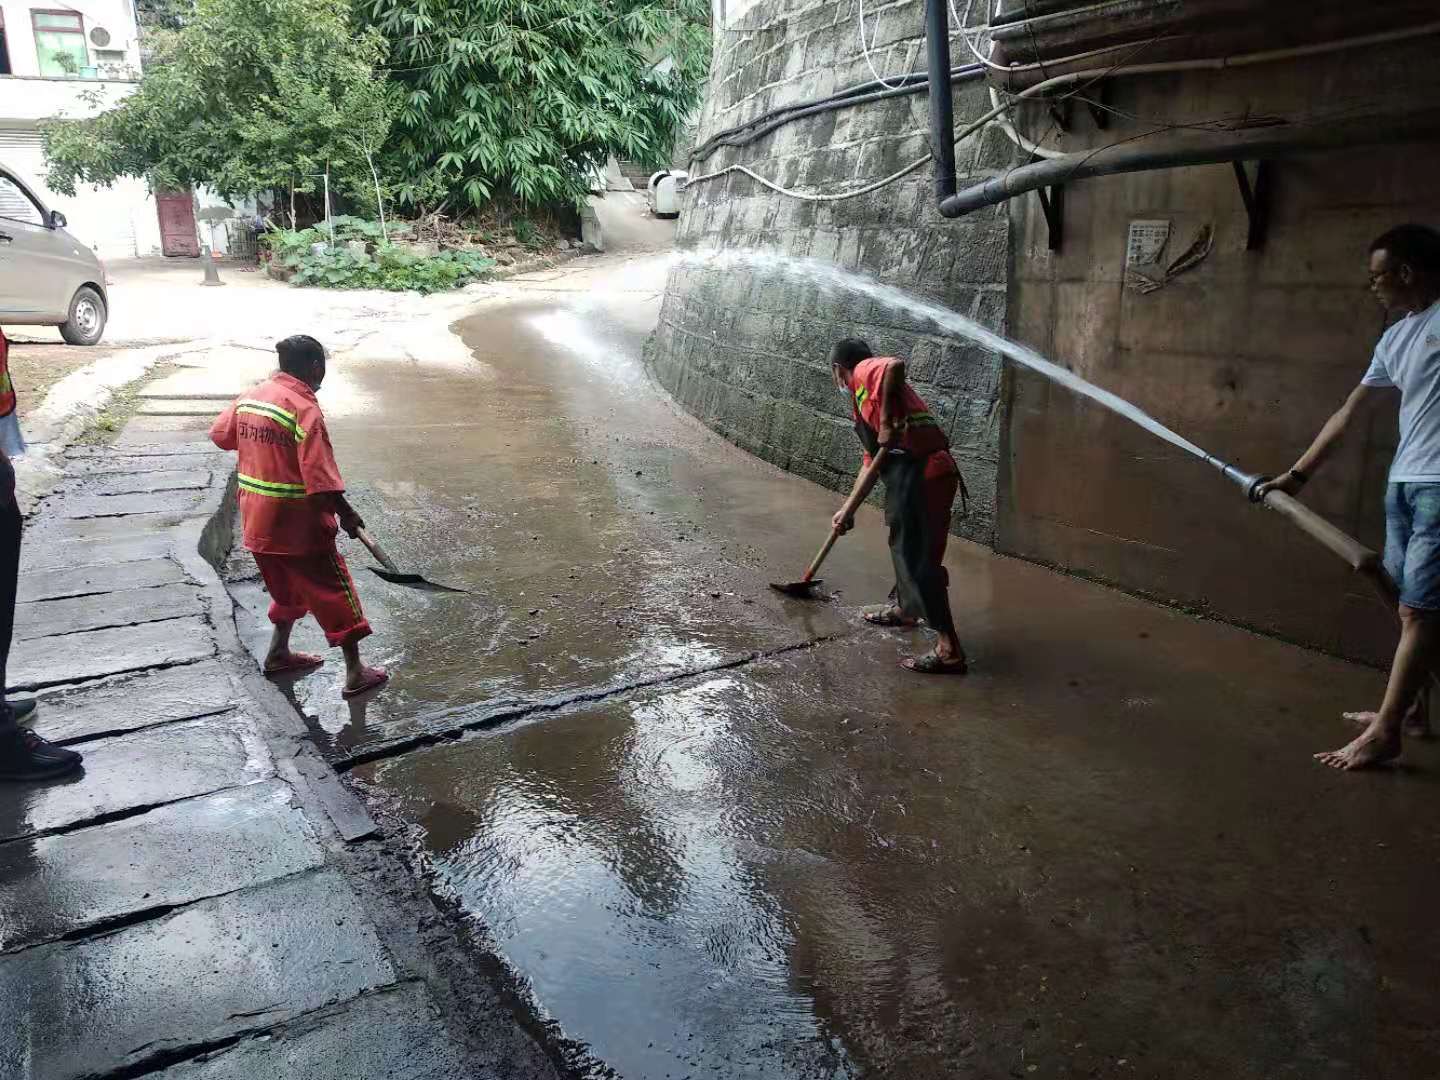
[{"x1": 0, "y1": 176, "x2": 44, "y2": 227}]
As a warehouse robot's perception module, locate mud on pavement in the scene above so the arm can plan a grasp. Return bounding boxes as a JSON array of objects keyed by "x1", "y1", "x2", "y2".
[{"x1": 201, "y1": 251, "x2": 1440, "y2": 1080}]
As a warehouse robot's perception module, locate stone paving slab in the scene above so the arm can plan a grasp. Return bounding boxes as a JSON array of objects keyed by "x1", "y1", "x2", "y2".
[
  {"x1": 0, "y1": 780, "x2": 322, "y2": 951},
  {"x1": 0, "y1": 868, "x2": 395, "y2": 1080},
  {"x1": 0, "y1": 715, "x2": 272, "y2": 840},
  {"x1": 18, "y1": 557, "x2": 187, "y2": 602},
  {"x1": 58, "y1": 488, "x2": 209, "y2": 519},
  {"x1": 116, "y1": 417, "x2": 214, "y2": 447},
  {"x1": 138, "y1": 398, "x2": 234, "y2": 417},
  {"x1": 87, "y1": 469, "x2": 212, "y2": 496},
  {"x1": 10, "y1": 615, "x2": 215, "y2": 689},
  {"x1": 63, "y1": 452, "x2": 223, "y2": 478},
  {"x1": 20, "y1": 531, "x2": 177, "y2": 573},
  {"x1": 156, "y1": 984, "x2": 489, "y2": 1080},
  {"x1": 16, "y1": 584, "x2": 203, "y2": 641},
  {"x1": 26, "y1": 513, "x2": 184, "y2": 544},
  {"x1": 66, "y1": 441, "x2": 220, "y2": 458},
  {"x1": 30, "y1": 660, "x2": 239, "y2": 744}
]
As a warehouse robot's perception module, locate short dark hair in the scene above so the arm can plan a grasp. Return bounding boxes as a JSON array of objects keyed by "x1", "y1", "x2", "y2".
[
  {"x1": 1370, "y1": 225, "x2": 1440, "y2": 278},
  {"x1": 830, "y1": 338, "x2": 872, "y2": 371},
  {"x1": 276, "y1": 334, "x2": 325, "y2": 376}
]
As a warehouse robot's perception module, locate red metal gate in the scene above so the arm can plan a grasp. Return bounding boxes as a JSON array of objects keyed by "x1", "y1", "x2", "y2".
[{"x1": 155, "y1": 191, "x2": 199, "y2": 257}]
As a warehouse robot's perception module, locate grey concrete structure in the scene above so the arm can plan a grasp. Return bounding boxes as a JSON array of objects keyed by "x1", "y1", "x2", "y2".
[{"x1": 647, "y1": 0, "x2": 1014, "y2": 542}]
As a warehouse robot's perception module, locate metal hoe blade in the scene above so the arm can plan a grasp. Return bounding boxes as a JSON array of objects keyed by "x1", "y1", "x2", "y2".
[
  {"x1": 367, "y1": 566, "x2": 469, "y2": 594},
  {"x1": 769, "y1": 578, "x2": 826, "y2": 599}
]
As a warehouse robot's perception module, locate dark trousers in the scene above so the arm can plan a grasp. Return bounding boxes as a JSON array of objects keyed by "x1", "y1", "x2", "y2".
[
  {"x1": 882, "y1": 453, "x2": 957, "y2": 640},
  {"x1": 0, "y1": 499, "x2": 19, "y2": 721}
]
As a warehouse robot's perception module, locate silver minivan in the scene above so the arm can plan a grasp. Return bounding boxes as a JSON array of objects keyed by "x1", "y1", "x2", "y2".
[{"x1": 0, "y1": 165, "x2": 108, "y2": 345}]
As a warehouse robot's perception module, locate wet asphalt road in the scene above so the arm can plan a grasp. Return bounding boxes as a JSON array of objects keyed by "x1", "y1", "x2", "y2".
[{"x1": 228, "y1": 253, "x2": 1439, "y2": 1079}]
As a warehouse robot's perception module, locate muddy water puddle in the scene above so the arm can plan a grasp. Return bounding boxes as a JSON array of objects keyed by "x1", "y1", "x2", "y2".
[{"x1": 233, "y1": 256, "x2": 1440, "y2": 1077}]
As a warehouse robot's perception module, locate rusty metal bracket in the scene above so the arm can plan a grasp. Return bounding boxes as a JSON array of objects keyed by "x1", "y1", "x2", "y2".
[
  {"x1": 1232, "y1": 160, "x2": 1270, "y2": 250},
  {"x1": 1035, "y1": 182, "x2": 1064, "y2": 251}
]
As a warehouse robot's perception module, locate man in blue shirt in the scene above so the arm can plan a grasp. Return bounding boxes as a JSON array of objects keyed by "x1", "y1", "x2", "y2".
[{"x1": 1259, "y1": 225, "x2": 1440, "y2": 770}]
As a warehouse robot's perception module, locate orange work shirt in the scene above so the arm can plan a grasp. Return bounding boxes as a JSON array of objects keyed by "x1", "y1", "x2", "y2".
[
  {"x1": 209, "y1": 371, "x2": 345, "y2": 555},
  {"x1": 849, "y1": 356, "x2": 950, "y2": 465}
]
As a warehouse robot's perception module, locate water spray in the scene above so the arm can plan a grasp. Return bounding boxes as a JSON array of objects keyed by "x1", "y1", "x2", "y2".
[{"x1": 674, "y1": 250, "x2": 1396, "y2": 602}]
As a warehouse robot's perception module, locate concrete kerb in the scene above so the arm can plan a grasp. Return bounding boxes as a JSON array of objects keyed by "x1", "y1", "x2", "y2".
[
  {"x1": 176, "y1": 463, "x2": 576, "y2": 1080},
  {"x1": 176, "y1": 466, "x2": 379, "y2": 844}
]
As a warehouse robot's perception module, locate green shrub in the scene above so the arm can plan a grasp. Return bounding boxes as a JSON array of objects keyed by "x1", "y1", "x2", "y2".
[
  {"x1": 513, "y1": 217, "x2": 543, "y2": 250},
  {"x1": 264, "y1": 223, "x2": 496, "y2": 293}
]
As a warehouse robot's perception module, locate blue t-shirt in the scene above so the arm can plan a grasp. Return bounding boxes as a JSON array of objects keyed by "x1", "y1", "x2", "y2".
[{"x1": 1362, "y1": 299, "x2": 1440, "y2": 482}]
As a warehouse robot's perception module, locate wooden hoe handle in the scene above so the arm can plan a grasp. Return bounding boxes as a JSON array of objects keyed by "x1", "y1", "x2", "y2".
[
  {"x1": 355, "y1": 527, "x2": 401, "y2": 574},
  {"x1": 1260, "y1": 490, "x2": 1397, "y2": 604}
]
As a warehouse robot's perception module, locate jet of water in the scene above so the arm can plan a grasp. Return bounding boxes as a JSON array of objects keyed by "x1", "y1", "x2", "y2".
[{"x1": 673, "y1": 249, "x2": 1223, "y2": 467}]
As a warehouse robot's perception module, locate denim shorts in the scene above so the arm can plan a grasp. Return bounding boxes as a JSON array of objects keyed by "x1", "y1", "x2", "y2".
[{"x1": 1384, "y1": 482, "x2": 1440, "y2": 610}]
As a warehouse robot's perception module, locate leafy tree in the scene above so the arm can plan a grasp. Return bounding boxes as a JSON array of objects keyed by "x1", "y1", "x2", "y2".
[
  {"x1": 135, "y1": 0, "x2": 194, "y2": 62},
  {"x1": 42, "y1": 0, "x2": 388, "y2": 220},
  {"x1": 367, "y1": 0, "x2": 710, "y2": 210}
]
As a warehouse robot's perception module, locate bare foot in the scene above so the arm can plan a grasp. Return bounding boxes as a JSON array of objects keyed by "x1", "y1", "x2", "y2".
[
  {"x1": 1343, "y1": 709, "x2": 1431, "y2": 738},
  {"x1": 1314, "y1": 723, "x2": 1402, "y2": 771}
]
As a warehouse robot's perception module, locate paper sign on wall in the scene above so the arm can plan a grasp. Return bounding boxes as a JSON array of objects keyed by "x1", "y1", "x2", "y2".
[{"x1": 1126, "y1": 220, "x2": 1171, "y2": 268}]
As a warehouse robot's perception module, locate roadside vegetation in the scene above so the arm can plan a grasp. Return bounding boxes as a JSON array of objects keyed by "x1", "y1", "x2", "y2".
[{"x1": 42, "y1": 0, "x2": 710, "y2": 264}]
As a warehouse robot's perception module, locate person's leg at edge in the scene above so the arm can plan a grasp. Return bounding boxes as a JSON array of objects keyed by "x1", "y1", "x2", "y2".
[
  {"x1": 0, "y1": 497, "x2": 81, "y2": 780},
  {"x1": 1320, "y1": 482, "x2": 1440, "y2": 769},
  {"x1": 1318, "y1": 605, "x2": 1438, "y2": 769}
]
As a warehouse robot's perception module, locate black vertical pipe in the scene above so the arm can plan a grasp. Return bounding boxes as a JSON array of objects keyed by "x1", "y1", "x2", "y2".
[{"x1": 925, "y1": 0, "x2": 958, "y2": 201}]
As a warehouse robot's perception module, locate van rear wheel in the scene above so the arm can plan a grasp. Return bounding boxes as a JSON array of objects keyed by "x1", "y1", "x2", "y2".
[{"x1": 60, "y1": 286, "x2": 106, "y2": 346}]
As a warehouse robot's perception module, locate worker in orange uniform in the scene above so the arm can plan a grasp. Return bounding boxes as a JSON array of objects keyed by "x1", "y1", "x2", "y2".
[
  {"x1": 209, "y1": 335, "x2": 388, "y2": 698},
  {"x1": 830, "y1": 338, "x2": 967, "y2": 674}
]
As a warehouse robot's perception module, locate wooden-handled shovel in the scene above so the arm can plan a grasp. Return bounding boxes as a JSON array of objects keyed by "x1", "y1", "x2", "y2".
[
  {"x1": 355, "y1": 527, "x2": 469, "y2": 594},
  {"x1": 769, "y1": 451, "x2": 889, "y2": 599}
]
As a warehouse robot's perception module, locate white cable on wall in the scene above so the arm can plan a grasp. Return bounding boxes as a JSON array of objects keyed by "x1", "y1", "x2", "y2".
[
  {"x1": 857, "y1": 0, "x2": 908, "y2": 90},
  {"x1": 684, "y1": 19, "x2": 1440, "y2": 202}
]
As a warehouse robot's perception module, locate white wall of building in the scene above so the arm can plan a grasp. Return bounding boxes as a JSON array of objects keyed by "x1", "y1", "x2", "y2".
[{"x1": 0, "y1": 0, "x2": 158, "y2": 259}]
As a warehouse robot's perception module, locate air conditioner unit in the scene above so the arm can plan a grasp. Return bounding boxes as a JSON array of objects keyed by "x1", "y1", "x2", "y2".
[{"x1": 88, "y1": 26, "x2": 113, "y2": 48}]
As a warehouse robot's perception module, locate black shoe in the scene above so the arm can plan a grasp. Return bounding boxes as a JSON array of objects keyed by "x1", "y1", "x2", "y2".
[
  {"x1": 0, "y1": 726, "x2": 83, "y2": 782},
  {"x1": 7, "y1": 697, "x2": 36, "y2": 723}
]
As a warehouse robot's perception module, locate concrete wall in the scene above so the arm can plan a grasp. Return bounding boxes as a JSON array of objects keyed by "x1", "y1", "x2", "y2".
[
  {"x1": 647, "y1": 0, "x2": 1016, "y2": 543},
  {"x1": 0, "y1": 0, "x2": 143, "y2": 80},
  {"x1": 0, "y1": 0, "x2": 155, "y2": 259},
  {"x1": 999, "y1": 42, "x2": 1440, "y2": 662}
]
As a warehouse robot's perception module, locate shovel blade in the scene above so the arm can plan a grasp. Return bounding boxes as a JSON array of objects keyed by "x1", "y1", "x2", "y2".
[
  {"x1": 367, "y1": 566, "x2": 469, "y2": 594},
  {"x1": 769, "y1": 578, "x2": 825, "y2": 598}
]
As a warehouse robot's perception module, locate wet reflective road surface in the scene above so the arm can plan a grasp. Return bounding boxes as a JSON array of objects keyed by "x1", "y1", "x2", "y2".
[{"x1": 229, "y1": 253, "x2": 1440, "y2": 1079}]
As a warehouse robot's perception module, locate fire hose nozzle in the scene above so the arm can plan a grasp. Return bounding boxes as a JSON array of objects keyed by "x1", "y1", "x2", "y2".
[{"x1": 1213, "y1": 460, "x2": 1267, "y2": 502}]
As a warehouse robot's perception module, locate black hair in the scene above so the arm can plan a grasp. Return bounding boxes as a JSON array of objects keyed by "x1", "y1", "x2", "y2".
[
  {"x1": 830, "y1": 338, "x2": 872, "y2": 371},
  {"x1": 276, "y1": 334, "x2": 326, "y2": 377},
  {"x1": 1370, "y1": 225, "x2": 1440, "y2": 278}
]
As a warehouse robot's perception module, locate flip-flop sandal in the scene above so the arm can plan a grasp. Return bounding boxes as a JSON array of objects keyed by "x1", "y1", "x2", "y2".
[
  {"x1": 342, "y1": 666, "x2": 390, "y2": 699},
  {"x1": 263, "y1": 652, "x2": 325, "y2": 676},
  {"x1": 863, "y1": 608, "x2": 919, "y2": 628},
  {"x1": 901, "y1": 653, "x2": 968, "y2": 676}
]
